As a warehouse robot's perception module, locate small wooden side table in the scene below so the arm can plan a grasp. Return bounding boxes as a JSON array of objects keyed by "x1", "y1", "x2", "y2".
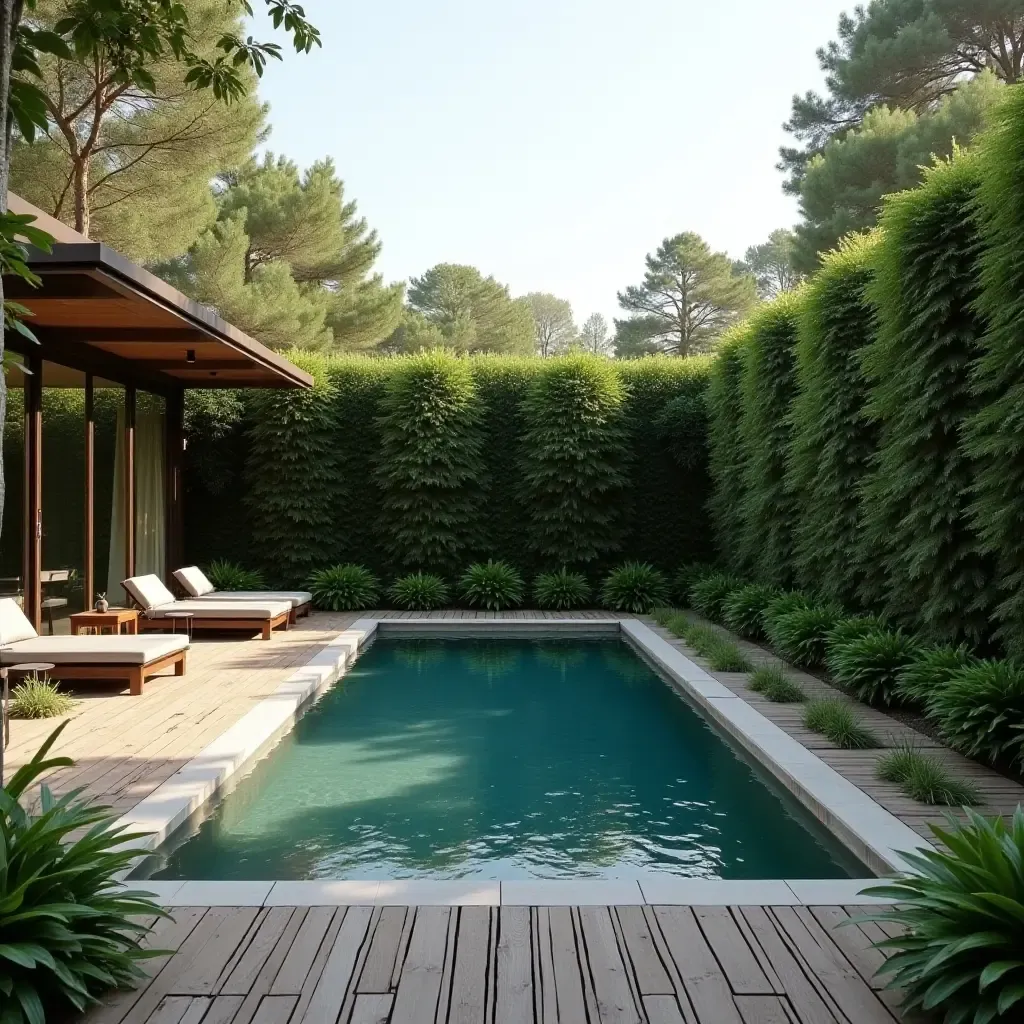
[{"x1": 70, "y1": 608, "x2": 140, "y2": 636}]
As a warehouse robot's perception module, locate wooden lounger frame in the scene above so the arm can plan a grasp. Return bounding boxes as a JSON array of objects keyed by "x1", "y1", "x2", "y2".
[
  {"x1": 22, "y1": 648, "x2": 188, "y2": 697},
  {"x1": 140, "y1": 608, "x2": 291, "y2": 640}
]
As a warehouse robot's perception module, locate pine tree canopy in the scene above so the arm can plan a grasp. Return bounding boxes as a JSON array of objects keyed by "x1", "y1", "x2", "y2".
[
  {"x1": 616, "y1": 232, "x2": 758, "y2": 356},
  {"x1": 736, "y1": 229, "x2": 805, "y2": 299}
]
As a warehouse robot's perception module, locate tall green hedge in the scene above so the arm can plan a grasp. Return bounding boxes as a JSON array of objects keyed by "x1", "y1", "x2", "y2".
[
  {"x1": 520, "y1": 355, "x2": 628, "y2": 564},
  {"x1": 968, "y1": 85, "x2": 1024, "y2": 654},
  {"x1": 738, "y1": 295, "x2": 802, "y2": 586},
  {"x1": 375, "y1": 351, "x2": 485, "y2": 572},
  {"x1": 184, "y1": 353, "x2": 713, "y2": 585},
  {"x1": 787, "y1": 234, "x2": 877, "y2": 607},
  {"x1": 860, "y1": 153, "x2": 994, "y2": 645}
]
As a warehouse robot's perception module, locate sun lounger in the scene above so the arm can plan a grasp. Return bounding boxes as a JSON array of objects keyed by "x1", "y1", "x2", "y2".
[
  {"x1": 172, "y1": 566, "x2": 312, "y2": 622},
  {"x1": 123, "y1": 575, "x2": 292, "y2": 641},
  {"x1": 0, "y1": 598, "x2": 188, "y2": 696}
]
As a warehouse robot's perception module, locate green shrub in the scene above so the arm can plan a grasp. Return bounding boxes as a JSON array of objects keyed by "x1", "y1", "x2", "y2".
[
  {"x1": 803, "y1": 698, "x2": 880, "y2": 748},
  {"x1": 823, "y1": 615, "x2": 886, "y2": 659},
  {"x1": 827, "y1": 628, "x2": 921, "y2": 707},
  {"x1": 307, "y1": 564, "x2": 380, "y2": 611},
  {"x1": 601, "y1": 562, "x2": 669, "y2": 613},
  {"x1": 533, "y1": 569, "x2": 591, "y2": 610},
  {"x1": 520, "y1": 354, "x2": 628, "y2": 564},
  {"x1": 9, "y1": 677, "x2": 74, "y2": 719},
  {"x1": 875, "y1": 742, "x2": 979, "y2": 806},
  {"x1": 748, "y1": 666, "x2": 805, "y2": 702},
  {"x1": 205, "y1": 559, "x2": 266, "y2": 591},
  {"x1": 787, "y1": 235, "x2": 877, "y2": 606},
  {"x1": 896, "y1": 643, "x2": 978, "y2": 707},
  {"x1": 459, "y1": 561, "x2": 525, "y2": 611},
  {"x1": 672, "y1": 562, "x2": 717, "y2": 605},
  {"x1": 688, "y1": 571, "x2": 742, "y2": 621},
  {"x1": 864, "y1": 808, "x2": 1024, "y2": 1024},
  {"x1": 375, "y1": 350, "x2": 485, "y2": 571},
  {"x1": 388, "y1": 572, "x2": 449, "y2": 610},
  {"x1": 927, "y1": 660, "x2": 1024, "y2": 768},
  {"x1": 707, "y1": 641, "x2": 752, "y2": 673},
  {"x1": 767, "y1": 604, "x2": 845, "y2": 670},
  {"x1": 723, "y1": 583, "x2": 780, "y2": 640},
  {"x1": 0, "y1": 724, "x2": 164, "y2": 1022}
]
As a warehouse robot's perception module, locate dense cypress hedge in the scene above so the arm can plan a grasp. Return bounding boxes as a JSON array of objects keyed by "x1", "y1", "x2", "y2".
[
  {"x1": 860, "y1": 154, "x2": 994, "y2": 645},
  {"x1": 787, "y1": 235, "x2": 877, "y2": 607},
  {"x1": 737, "y1": 295, "x2": 802, "y2": 586},
  {"x1": 183, "y1": 353, "x2": 714, "y2": 585}
]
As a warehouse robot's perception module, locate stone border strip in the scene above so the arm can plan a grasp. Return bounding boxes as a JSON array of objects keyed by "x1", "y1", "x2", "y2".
[{"x1": 132, "y1": 877, "x2": 895, "y2": 907}]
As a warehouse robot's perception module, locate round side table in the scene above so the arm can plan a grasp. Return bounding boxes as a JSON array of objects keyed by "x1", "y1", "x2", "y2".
[{"x1": 165, "y1": 611, "x2": 194, "y2": 640}]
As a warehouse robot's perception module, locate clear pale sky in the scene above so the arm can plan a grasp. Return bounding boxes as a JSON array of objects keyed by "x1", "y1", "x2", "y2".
[{"x1": 255, "y1": 0, "x2": 850, "y2": 328}]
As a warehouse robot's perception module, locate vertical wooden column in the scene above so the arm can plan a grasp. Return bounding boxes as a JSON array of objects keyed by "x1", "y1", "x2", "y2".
[
  {"x1": 125, "y1": 386, "x2": 136, "y2": 582},
  {"x1": 84, "y1": 375, "x2": 94, "y2": 609},
  {"x1": 165, "y1": 388, "x2": 184, "y2": 574},
  {"x1": 23, "y1": 355, "x2": 42, "y2": 631}
]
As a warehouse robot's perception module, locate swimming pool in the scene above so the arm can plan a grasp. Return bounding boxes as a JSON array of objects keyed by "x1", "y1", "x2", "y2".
[{"x1": 140, "y1": 635, "x2": 863, "y2": 881}]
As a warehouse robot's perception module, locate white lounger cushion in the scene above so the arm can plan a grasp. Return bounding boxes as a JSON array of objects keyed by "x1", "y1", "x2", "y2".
[
  {"x1": 144, "y1": 599, "x2": 292, "y2": 619},
  {"x1": 123, "y1": 574, "x2": 177, "y2": 611},
  {"x1": 0, "y1": 598, "x2": 38, "y2": 644},
  {"x1": 173, "y1": 566, "x2": 215, "y2": 597},
  {"x1": 0, "y1": 633, "x2": 188, "y2": 666}
]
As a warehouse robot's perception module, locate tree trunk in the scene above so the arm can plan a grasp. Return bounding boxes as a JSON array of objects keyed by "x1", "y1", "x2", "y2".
[{"x1": 74, "y1": 154, "x2": 90, "y2": 235}]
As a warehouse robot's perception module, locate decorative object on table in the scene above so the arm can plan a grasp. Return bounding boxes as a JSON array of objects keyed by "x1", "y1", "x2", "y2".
[
  {"x1": 95, "y1": 592, "x2": 109, "y2": 613},
  {"x1": 70, "y1": 608, "x2": 139, "y2": 636}
]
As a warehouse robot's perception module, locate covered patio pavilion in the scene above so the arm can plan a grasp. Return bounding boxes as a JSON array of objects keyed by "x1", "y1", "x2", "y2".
[{"x1": 1, "y1": 194, "x2": 312, "y2": 634}]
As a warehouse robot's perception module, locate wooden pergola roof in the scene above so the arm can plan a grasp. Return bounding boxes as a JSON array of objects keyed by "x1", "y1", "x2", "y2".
[{"x1": 3, "y1": 194, "x2": 312, "y2": 391}]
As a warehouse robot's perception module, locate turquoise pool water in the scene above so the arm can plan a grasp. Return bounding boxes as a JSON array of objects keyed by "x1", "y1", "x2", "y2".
[{"x1": 143, "y1": 636, "x2": 861, "y2": 880}]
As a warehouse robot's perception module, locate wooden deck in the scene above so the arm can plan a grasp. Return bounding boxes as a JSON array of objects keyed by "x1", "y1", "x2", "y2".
[{"x1": 84, "y1": 901, "x2": 908, "y2": 1024}]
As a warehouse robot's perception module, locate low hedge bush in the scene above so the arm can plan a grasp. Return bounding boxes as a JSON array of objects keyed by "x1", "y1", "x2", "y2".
[
  {"x1": 895, "y1": 643, "x2": 978, "y2": 707},
  {"x1": 766, "y1": 604, "x2": 844, "y2": 670},
  {"x1": 308, "y1": 564, "x2": 380, "y2": 610},
  {"x1": 388, "y1": 572, "x2": 449, "y2": 610},
  {"x1": 827, "y1": 627, "x2": 921, "y2": 707},
  {"x1": 927, "y1": 660, "x2": 1024, "y2": 768},
  {"x1": 864, "y1": 808, "x2": 1024, "y2": 1024},
  {"x1": 601, "y1": 562, "x2": 668, "y2": 613},
  {"x1": 722, "y1": 583, "x2": 780, "y2": 640},
  {"x1": 459, "y1": 561, "x2": 525, "y2": 611},
  {"x1": 533, "y1": 568, "x2": 591, "y2": 610},
  {"x1": 688, "y1": 571, "x2": 742, "y2": 620}
]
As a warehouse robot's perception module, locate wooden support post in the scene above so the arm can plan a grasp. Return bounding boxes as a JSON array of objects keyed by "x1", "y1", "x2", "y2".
[
  {"x1": 165, "y1": 388, "x2": 184, "y2": 574},
  {"x1": 125, "y1": 386, "x2": 136, "y2": 581},
  {"x1": 24, "y1": 354, "x2": 42, "y2": 632},
  {"x1": 84, "y1": 374, "x2": 94, "y2": 609}
]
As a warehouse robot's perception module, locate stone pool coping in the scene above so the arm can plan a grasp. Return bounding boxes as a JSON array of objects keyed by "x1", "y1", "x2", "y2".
[{"x1": 112, "y1": 616, "x2": 930, "y2": 895}]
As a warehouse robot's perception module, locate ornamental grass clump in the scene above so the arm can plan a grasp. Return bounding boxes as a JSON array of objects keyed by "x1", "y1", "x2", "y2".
[
  {"x1": 307, "y1": 564, "x2": 380, "y2": 611},
  {"x1": 672, "y1": 562, "x2": 717, "y2": 605},
  {"x1": 707, "y1": 641, "x2": 752, "y2": 673},
  {"x1": 875, "y1": 742, "x2": 979, "y2": 806},
  {"x1": 651, "y1": 606, "x2": 675, "y2": 627},
  {"x1": 823, "y1": 615, "x2": 886, "y2": 660},
  {"x1": 803, "y1": 697, "x2": 880, "y2": 749},
  {"x1": 926, "y1": 660, "x2": 1024, "y2": 769},
  {"x1": 722, "y1": 583, "x2": 780, "y2": 641},
  {"x1": 760, "y1": 590, "x2": 811, "y2": 634},
  {"x1": 0, "y1": 723, "x2": 164, "y2": 1023},
  {"x1": 680, "y1": 622, "x2": 722, "y2": 656},
  {"x1": 827, "y1": 628, "x2": 921, "y2": 707},
  {"x1": 863, "y1": 807, "x2": 1024, "y2": 1024},
  {"x1": 600, "y1": 562, "x2": 668, "y2": 613},
  {"x1": 533, "y1": 568, "x2": 591, "y2": 610},
  {"x1": 459, "y1": 561, "x2": 525, "y2": 611},
  {"x1": 896, "y1": 643, "x2": 979, "y2": 708},
  {"x1": 767, "y1": 603, "x2": 845, "y2": 670},
  {"x1": 688, "y1": 571, "x2": 742, "y2": 621},
  {"x1": 388, "y1": 572, "x2": 449, "y2": 610},
  {"x1": 205, "y1": 559, "x2": 266, "y2": 591},
  {"x1": 748, "y1": 665, "x2": 805, "y2": 702},
  {"x1": 9, "y1": 676, "x2": 74, "y2": 719}
]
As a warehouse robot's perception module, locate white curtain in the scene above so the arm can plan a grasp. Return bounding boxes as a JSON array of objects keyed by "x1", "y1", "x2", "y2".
[{"x1": 106, "y1": 401, "x2": 165, "y2": 605}]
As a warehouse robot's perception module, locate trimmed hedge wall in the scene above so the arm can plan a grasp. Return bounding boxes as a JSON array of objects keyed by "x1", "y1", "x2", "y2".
[{"x1": 183, "y1": 353, "x2": 714, "y2": 585}]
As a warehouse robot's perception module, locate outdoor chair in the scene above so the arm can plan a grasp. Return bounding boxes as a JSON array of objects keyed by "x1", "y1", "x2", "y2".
[{"x1": 172, "y1": 565, "x2": 312, "y2": 623}]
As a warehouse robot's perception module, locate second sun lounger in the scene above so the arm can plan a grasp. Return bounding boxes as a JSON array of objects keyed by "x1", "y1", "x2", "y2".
[{"x1": 172, "y1": 566, "x2": 312, "y2": 622}]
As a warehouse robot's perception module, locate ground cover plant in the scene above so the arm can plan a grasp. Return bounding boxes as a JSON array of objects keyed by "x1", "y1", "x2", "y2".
[
  {"x1": 723, "y1": 583, "x2": 780, "y2": 640},
  {"x1": 601, "y1": 562, "x2": 668, "y2": 613},
  {"x1": 205, "y1": 559, "x2": 266, "y2": 591},
  {"x1": 803, "y1": 697, "x2": 880, "y2": 749},
  {"x1": 388, "y1": 572, "x2": 449, "y2": 610},
  {"x1": 766, "y1": 603, "x2": 845, "y2": 670},
  {"x1": 459, "y1": 561, "x2": 525, "y2": 611},
  {"x1": 0, "y1": 724, "x2": 164, "y2": 1022},
  {"x1": 875, "y1": 741, "x2": 979, "y2": 806},
  {"x1": 864, "y1": 808, "x2": 1024, "y2": 1024},
  {"x1": 8, "y1": 677, "x2": 74, "y2": 719},
  {"x1": 827, "y1": 627, "x2": 921, "y2": 706},
  {"x1": 688, "y1": 571, "x2": 742, "y2": 620},
  {"x1": 307, "y1": 564, "x2": 380, "y2": 611},
  {"x1": 533, "y1": 569, "x2": 591, "y2": 610},
  {"x1": 748, "y1": 665, "x2": 805, "y2": 702}
]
